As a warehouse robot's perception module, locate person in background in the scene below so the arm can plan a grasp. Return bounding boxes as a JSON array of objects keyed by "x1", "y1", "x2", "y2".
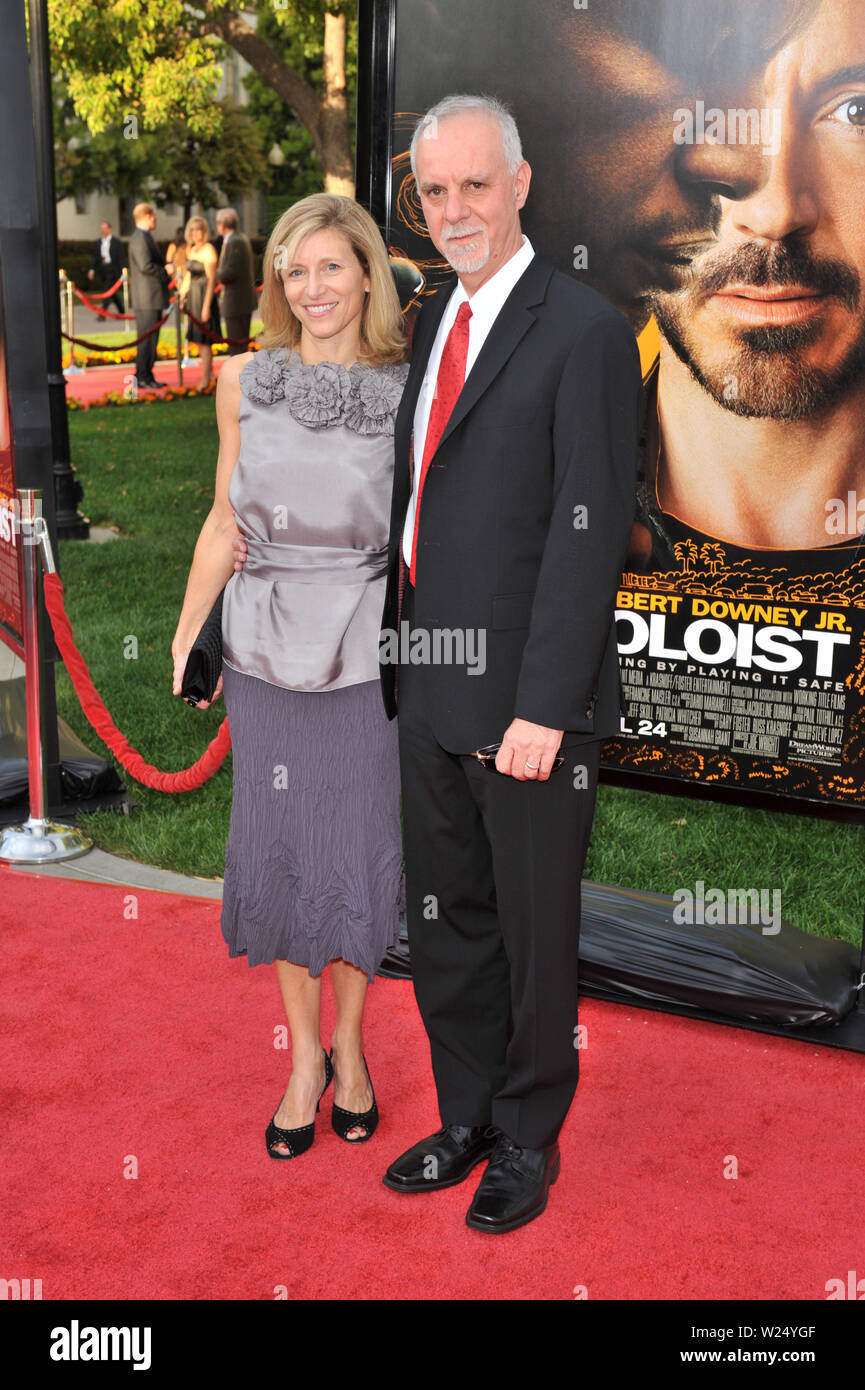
[
  {"x1": 87, "y1": 220, "x2": 125, "y2": 312},
  {"x1": 215, "y1": 207, "x2": 258, "y2": 354},
  {"x1": 180, "y1": 217, "x2": 220, "y2": 392},
  {"x1": 165, "y1": 225, "x2": 188, "y2": 283},
  {"x1": 128, "y1": 202, "x2": 170, "y2": 391}
]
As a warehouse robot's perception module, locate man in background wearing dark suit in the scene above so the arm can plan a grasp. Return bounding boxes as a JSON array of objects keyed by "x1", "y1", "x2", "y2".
[
  {"x1": 128, "y1": 202, "x2": 169, "y2": 390},
  {"x1": 379, "y1": 94, "x2": 643, "y2": 1233},
  {"x1": 215, "y1": 207, "x2": 257, "y2": 354},
  {"x1": 87, "y1": 220, "x2": 125, "y2": 312}
]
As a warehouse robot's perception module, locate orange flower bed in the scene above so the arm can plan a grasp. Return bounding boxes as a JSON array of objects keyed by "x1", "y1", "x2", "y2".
[{"x1": 68, "y1": 382, "x2": 217, "y2": 411}]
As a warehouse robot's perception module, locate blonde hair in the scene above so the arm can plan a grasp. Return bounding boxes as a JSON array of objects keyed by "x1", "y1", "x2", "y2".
[
  {"x1": 259, "y1": 194, "x2": 406, "y2": 365},
  {"x1": 133, "y1": 202, "x2": 155, "y2": 221},
  {"x1": 184, "y1": 216, "x2": 210, "y2": 243}
]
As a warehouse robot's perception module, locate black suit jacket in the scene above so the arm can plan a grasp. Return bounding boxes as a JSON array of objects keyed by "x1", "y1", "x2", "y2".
[
  {"x1": 217, "y1": 233, "x2": 257, "y2": 317},
  {"x1": 90, "y1": 235, "x2": 124, "y2": 278},
  {"x1": 379, "y1": 254, "x2": 642, "y2": 752},
  {"x1": 128, "y1": 228, "x2": 169, "y2": 312}
]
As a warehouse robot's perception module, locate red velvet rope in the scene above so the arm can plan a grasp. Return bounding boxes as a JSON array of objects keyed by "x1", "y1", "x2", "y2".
[
  {"x1": 80, "y1": 275, "x2": 124, "y2": 299},
  {"x1": 61, "y1": 302, "x2": 176, "y2": 351},
  {"x1": 182, "y1": 304, "x2": 255, "y2": 347},
  {"x1": 72, "y1": 284, "x2": 134, "y2": 320},
  {"x1": 43, "y1": 571, "x2": 231, "y2": 791}
]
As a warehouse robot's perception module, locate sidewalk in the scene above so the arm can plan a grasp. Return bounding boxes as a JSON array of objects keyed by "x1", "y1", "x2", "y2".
[{"x1": 2, "y1": 848, "x2": 223, "y2": 900}]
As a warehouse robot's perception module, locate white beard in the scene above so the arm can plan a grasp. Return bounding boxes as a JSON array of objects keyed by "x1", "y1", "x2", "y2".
[{"x1": 442, "y1": 227, "x2": 490, "y2": 276}]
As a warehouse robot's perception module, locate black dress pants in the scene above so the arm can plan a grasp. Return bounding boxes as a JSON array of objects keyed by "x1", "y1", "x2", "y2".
[
  {"x1": 397, "y1": 583, "x2": 602, "y2": 1150},
  {"x1": 134, "y1": 309, "x2": 161, "y2": 383},
  {"x1": 99, "y1": 266, "x2": 125, "y2": 313}
]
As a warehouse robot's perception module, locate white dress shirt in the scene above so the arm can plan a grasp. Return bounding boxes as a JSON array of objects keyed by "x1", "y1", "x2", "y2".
[
  {"x1": 402, "y1": 235, "x2": 535, "y2": 567},
  {"x1": 100, "y1": 234, "x2": 112, "y2": 264}
]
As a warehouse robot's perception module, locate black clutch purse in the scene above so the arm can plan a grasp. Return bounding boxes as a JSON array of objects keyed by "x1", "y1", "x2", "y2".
[{"x1": 180, "y1": 588, "x2": 225, "y2": 706}]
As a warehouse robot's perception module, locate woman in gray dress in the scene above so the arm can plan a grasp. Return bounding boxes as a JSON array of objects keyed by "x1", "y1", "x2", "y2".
[{"x1": 171, "y1": 195, "x2": 408, "y2": 1159}]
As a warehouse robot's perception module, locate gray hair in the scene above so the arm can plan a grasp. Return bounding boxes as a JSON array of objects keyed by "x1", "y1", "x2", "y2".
[
  {"x1": 409, "y1": 94, "x2": 523, "y2": 182},
  {"x1": 216, "y1": 207, "x2": 238, "y2": 230}
]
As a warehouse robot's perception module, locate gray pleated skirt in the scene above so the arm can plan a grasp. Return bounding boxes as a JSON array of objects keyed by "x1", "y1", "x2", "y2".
[{"x1": 220, "y1": 661, "x2": 404, "y2": 981}]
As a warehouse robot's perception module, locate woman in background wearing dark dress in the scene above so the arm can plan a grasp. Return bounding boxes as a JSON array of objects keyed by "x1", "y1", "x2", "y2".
[
  {"x1": 171, "y1": 195, "x2": 408, "y2": 1160},
  {"x1": 180, "y1": 217, "x2": 220, "y2": 391}
]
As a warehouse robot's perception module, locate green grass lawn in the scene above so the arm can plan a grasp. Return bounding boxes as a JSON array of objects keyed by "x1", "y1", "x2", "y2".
[
  {"x1": 60, "y1": 397, "x2": 231, "y2": 880},
  {"x1": 61, "y1": 398, "x2": 865, "y2": 943}
]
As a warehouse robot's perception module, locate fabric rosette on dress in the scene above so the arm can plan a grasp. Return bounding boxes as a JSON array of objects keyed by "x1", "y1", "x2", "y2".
[
  {"x1": 240, "y1": 346, "x2": 406, "y2": 437},
  {"x1": 221, "y1": 348, "x2": 410, "y2": 693}
]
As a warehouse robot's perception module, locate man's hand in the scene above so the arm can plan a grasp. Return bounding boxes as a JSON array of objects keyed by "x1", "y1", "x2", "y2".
[
  {"x1": 495, "y1": 718, "x2": 564, "y2": 781},
  {"x1": 232, "y1": 535, "x2": 248, "y2": 572}
]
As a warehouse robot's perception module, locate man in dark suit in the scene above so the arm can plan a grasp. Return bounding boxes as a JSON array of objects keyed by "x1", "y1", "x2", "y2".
[
  {"x1": 128, "y1": 202, "x2": 169, "y2": 390},
  {"x1": 215, "y1": 208, "x2": 257, "y2": 354},
  {"x1": 379, "y1": 95, "x2": 643, "y2": 1233},
  {"x1": 87, "y1": 220, "x2": 125, "y2": 312}
]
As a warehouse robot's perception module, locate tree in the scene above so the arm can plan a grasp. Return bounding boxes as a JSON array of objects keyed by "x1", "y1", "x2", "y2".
[
  {"x1": 155, "y1": 105, "x2": 269, "y2": 221},
  {"x1": 49, "y1": 1, "x2": 355, "y2": 195},
  {"x1": 54, "y1": 84, "x2": 266, "y2": 222}
]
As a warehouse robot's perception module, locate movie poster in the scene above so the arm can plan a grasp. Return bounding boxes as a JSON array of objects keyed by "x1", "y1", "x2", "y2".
[
  {"x1": 378, "y1": 0, "x2": 865, "y2": 814},
  {"x1": 0, "y1": 253, "x2": 23, "y2": 655}
]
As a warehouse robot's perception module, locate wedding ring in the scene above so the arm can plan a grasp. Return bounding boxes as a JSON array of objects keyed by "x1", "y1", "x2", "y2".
[{"x1": 524, "y1": 761, "x2": 539, "y2": 769}]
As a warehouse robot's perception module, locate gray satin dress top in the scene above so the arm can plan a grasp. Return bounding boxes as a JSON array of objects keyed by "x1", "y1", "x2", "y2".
[{"x1": 222, "y1": 347, "x2": 409, "y2": 691}]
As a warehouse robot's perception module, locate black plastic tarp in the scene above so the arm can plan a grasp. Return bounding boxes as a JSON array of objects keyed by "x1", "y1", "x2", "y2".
[
  {"x1": 0, "y1": 675, "x2": 125, "y2": 813},
  {"x1": 379, "y1": 881, "x2": 862, "y2": 1032}
]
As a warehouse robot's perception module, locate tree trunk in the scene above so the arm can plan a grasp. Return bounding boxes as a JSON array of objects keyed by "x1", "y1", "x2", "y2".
[
  {"x1": 320, "y1": 10, "x2": 354, "y2": 196},
  {"x1": 210, "y1": 5, "x2": 354, "y2": 195}
]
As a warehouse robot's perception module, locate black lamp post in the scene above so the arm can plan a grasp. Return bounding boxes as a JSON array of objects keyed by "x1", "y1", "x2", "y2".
[{"x1": 27, "y1": 0, "x2": 89, "y2": 540}]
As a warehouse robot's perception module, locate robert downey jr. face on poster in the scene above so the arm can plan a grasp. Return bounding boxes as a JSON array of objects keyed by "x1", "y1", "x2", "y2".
[
  {"x1": 520, "y1": 0, "x2": 811, "y2": 324},
  {"x1": 647, "y1": 0, "x2": 865, "y2": 549}
]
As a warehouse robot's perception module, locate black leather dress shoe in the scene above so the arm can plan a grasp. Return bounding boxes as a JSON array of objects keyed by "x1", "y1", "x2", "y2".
[
  {"x1": 382, "y1": 1124, "x2": 498, "y2": 1193},
  {"x1": 465, "y1": 1133, "x2": 560, "y2": 1233}
]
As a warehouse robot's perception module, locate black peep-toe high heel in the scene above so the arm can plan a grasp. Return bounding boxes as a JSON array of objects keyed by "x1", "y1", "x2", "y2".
[
  {"x1": 265, "y1": 1047, "x2": 333, "y2": 1160},
  {"x1": 330, "y1": 1048, "x2": 378, "y2": 1143}
]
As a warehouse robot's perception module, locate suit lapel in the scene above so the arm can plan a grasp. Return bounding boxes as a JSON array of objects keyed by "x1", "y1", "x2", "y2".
[
  {"x1": 388, "y1": 280, "x2": 457, "y2": 572},
  {"x1": 394, "y1": 279, "x2": 455, "y2": 469},
  {"x1": 436, "y1": 256, "x2": 553, "y2": 453}
]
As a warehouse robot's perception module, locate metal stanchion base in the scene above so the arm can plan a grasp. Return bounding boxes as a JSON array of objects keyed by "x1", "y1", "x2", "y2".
[{"x1": 0, "y1": 815, "x2": 93, "y2": 863}]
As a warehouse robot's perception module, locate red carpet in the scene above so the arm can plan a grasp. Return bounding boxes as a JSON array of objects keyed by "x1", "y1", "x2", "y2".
[
  {"x1": 64, "y1": 356, "x2": 225, "y2": 403},
  {"x1": 1, "y1": 866, "x2": 861, "y2": 1301}
]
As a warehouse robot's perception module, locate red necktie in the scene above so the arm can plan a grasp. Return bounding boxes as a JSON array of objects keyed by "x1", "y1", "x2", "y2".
[{"x1": 409, "y1": 300, "x2": 472, "y2": 585}]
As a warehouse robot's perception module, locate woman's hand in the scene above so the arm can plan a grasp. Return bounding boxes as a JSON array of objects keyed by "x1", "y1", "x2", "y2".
[{"x1": 171, "y1": 635, "x2": 223, "y2": 710}]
